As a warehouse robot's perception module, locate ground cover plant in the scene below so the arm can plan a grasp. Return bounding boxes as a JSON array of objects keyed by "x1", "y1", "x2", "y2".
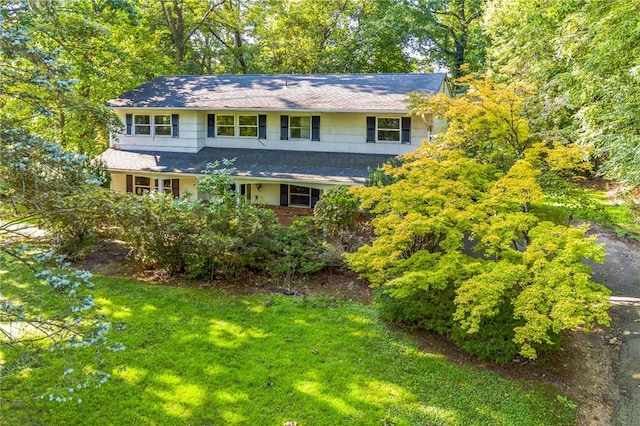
[{"x1": 1, "y1": 262, "x2": 575, "y2": 426}]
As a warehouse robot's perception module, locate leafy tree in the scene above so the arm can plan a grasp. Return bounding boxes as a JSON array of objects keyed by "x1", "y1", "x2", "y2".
[
  {"x1": 409, "y1": 0, "x2": 488, "y2": 78},
  {"x1": 348, "y1": 144, "x2": 610, "y2": 362},
  {"x1": 408, "y1": 73, "x2": 596, "y2": 219},
  {"x1": 485, "y1": 0, "x2": 640, "y2": 185},
  {"x1": 1, "y1": 2, "x2": 122, "y2": 404},
  {"x1": 350, "y1": 76, "x2": 611, "y2": 361},
  {"x1": 254, "y1": 0, "x2": 415, "y2": 73}
]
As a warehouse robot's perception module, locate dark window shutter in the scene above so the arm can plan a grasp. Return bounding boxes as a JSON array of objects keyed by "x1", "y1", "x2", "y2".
[
  {"x1": 258, "y1": 114, "x2": 267, "y2": 139},
  {"x1": 240, "y1": 184, "x2": 246, "y2": 196},
  {"x1": 311, "y1": 116, "x2": 320, "y2": 141},
  {"x1": 207, "y1": 114, "x2": 215, "y2": 138},
  {"x1": 171, "y1": 179, "x2": 179, "y2": 198},
  {"x1": 401, "y1": 117, "x2": 411, "y2": 144},
  {"x1": 126, "y1": 174, "x2": 133, "y2": 192},
  {"x1": 125, "y1": 114, "x2": 132, "y2": 135},
  {"x1": 171, "y1": 114, "x2": 179, "y2": 137},
  {"x1": 366, "y1": 116, "x2": 376, "y2": 143},
  {"x1": 311, "y1": 188, "x2": 321, "y2": 208},
  {"x1": 280, "y1": 115, "x2": 289, "y2": 140},
  {"x1": 280, "y1": 184, "x2": 289, "y2": 206}
]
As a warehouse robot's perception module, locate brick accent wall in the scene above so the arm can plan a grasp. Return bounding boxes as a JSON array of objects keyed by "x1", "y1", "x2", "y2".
[{"x1": 265, "y1": 205, "x2": 314, "y2": 226}]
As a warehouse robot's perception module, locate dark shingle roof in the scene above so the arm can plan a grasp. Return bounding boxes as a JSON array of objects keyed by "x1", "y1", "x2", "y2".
[
  {"x1": 106, "y1": 73, "x2": 447, "y2": 112},
  {"x1": 98, "y1": 148, "x2": 394, "y2": 184}
]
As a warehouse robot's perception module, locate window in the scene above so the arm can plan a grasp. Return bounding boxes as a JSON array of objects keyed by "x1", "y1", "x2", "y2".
[
  {"x1": 216, "y1": 115, "x2": 235, "y2": 136},
  {"x1": 377, "y1": 117, "x2": 400, "y2": 142},
  {"x1": 130, "y1": 114, "x2": 176, "y2": 136},
  {"x1": 238, "y1": 115, "x2": 258, "y2": 137},
  {"x1": 134, "y1": 115, "x2": 151, "y2": 135},
  {"x1": 127, "y1": 175, "x2": 179, "y2": 197},
  {"x1": 134, "y1": 176, "x2": 151, "y2": 195},
  {"x1": 154, "y1": 115, "x2": 172, "y2": 135},
  {"x1": 290, "y1": 116, "x2": 311, "y2": 139},
  {"x1": 289, "y1": 185, "x2": 311, "y2": 207}
]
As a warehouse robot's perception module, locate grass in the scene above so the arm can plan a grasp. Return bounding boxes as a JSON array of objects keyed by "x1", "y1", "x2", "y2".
[
  {"x1": 535, "y1": 186, "x2": 640, "y2": 241},
  {"x1": 1, "y1": 263, "x2": 574, "y2": 425}
]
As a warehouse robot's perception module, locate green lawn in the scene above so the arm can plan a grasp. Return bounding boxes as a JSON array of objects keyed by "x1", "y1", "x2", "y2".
[
  {"x1": 2, "y1": 266, "x2": 574, "y2": 425},
  {"x1": 535, "y1": 185, "x2": 640, "y2": 241}
]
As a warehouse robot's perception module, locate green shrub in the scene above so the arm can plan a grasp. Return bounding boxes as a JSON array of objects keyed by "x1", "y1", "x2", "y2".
[{"x1": 267, "y1": 216, "x2": 327, "y2": 284}]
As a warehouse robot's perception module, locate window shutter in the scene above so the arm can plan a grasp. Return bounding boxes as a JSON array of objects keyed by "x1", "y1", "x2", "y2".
[
  {"x1": 258, "y1": 114, "x2": 267, "y2": 139},
  {"x1": 311, "y1": 188, "x2": 321, "y2": 208},
  {"x1": 171, "y1": 179, "x2": 179, "y2": 198},
  {"x1": 240, "y1": 184, "x2": 246, "y2": 196},
  {"x1": 366, "y1": 116, "x2": 376, "y2": 143},
  {"x1": 401, "y1": 117, "x2": 411, "y2": 144},
  {"x1": 126, "y1": 174, "x2": 133, "y2": 193},
  {"x1": 171, "y1": 114, "x2": 179, "y2": 137},
  {"x1": 207, "y1": 114, "x2": 215, "y2": 138},
  {"x1": 280, "y1": 115, "x2": 289, "y2": 140},
  {"x1": 280, "y1": 184, "x2": 289, "y2": 206},
  {"x1": 125, "y1": 114, "x2": 132, "y2": 135},
  {"x1": 311, "y1": 116, "x2": 320, "y2": 141}
]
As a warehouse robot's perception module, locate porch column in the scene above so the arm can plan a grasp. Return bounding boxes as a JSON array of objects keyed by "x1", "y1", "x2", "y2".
[
  {"x1": 157, "y1": 178, "x2": 164, "y2": 193},
  {"x1": 235, "y1": 182, "x2": 241, "y2": 208}
]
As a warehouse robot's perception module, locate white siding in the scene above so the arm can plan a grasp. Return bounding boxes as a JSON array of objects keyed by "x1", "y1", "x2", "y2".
[
  {"x1": 202, "y1": 111, "x2": 431, "y2": 155},
  {"x1": 111, "y1": 110, "x2": 201, "y2": 153},
  {"x1": 111, "y1": 109, "x2": 442, "y2": 155}
]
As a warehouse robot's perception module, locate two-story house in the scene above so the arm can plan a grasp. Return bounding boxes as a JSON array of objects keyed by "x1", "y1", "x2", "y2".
[{"x1": 99, "y1": 73, "x2": 449, "y2": 208}]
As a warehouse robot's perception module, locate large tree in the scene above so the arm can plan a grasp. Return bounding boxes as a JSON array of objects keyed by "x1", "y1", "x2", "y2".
[
  {"x1": 485, "y1": 0, "x2": 640, "y2": 185},
  {"x1": 409, "y1": 0, "x2": 488, "y2": 78},
  {"x1": 1, "y1": 0, "x2": 121, "y2": 404},
  {"x1": 349, "y1": 75, "x2": 610, "y2": 362}
]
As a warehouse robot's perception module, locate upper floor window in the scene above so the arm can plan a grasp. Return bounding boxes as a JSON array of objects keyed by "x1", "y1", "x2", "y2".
[
  {"x1": 290, "y1": 116, "x2": 311, "y2": 139},
  {"x1": 280, "y1": 115, "x2": 320, "y2": 141},
  {"x1": 215, "y1": 114, "x2": 258, "y2": 137},
  {"x1": 134, "y1": 115, "x2": 151, "y2": 135},
  {"x1": 216, "y1": 115, "x2": 235, "y2": 136},
  {"x1": 154, "y1": 115, "x2": 172, "y2": 136},
  {"x1": 238, "y1": 115, "x2": 258, "y2": 137},
  {"x1": 377, "y1": 118, "x2": 400, "y2": 142},
  {"x1": 366, "y1": 116, "x2": 411, "y2": 144},
  {"x1": 127, "y1": 114, "x2": 178, "y2": 137}
]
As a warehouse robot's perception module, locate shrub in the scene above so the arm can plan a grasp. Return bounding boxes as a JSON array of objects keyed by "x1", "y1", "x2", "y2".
[{"x1": 267, "y1": 216, "x2": 327, "y2": 284}]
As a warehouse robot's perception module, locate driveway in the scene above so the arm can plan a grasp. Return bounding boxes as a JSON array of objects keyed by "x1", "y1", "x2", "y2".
[{"x1": 590, "y1": 233, "x2": 640, "y2": 426}]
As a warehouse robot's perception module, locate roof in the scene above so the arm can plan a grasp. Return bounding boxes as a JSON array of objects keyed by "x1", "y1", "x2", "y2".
[
  {"x1": 106, "y1": 73, "x2": 447, "y2": 113},
  {"x1": 98, "y1": 148, "x2": 395, "y2": 185}
]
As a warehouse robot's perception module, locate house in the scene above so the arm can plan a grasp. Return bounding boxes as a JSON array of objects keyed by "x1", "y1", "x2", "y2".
[{"x1": 99, "y1": 73, "x2": 449, "y2": 209}]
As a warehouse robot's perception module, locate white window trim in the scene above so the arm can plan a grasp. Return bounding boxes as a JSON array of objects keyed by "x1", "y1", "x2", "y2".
[
  {"x1": 215, "y1": 114, "x2": 259, "y2": 138},
  {"x1": 238, "y1": 115, "x2": 258, "y2": 138},
  {"x1": 216, "y1": 114, "x2": 236, "y2": 138},
  {"x1": 289, "y1": 184, "x2": 312, "y2": 208},
  {"x1": 154, "y1": 114, "x2": 172, "y2": 136},
  {"x1": 133, "y1": 114, "x2": 173, "y2": 137},
  {"x1": 290, "y1": 116, "x2": 311, "y2": 140},
  {"x1": 133, "y1": 114, "x2": 151, "y2": 136},
  {"x1": 376, "y1": 117, "x2": 401, "y2": 143}
]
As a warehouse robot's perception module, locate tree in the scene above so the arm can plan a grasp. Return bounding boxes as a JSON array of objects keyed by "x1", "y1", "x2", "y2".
[
  {"x1": 409, "y1": 0, "x2": 488, "y2": 79},
  {"x1": 484, "y1": 0, "x2": 640, "y2": 185},
  {"x1": 408, "y1": 73, "x2": 597, "y2": 217},
  {"x1": 254, "y1": 0, "x2": 416, "y2": 73},
  {"x1": 348, "y1": 143, "x2": 610, "y2": 361},
  {"x1": 1, "y1": 1, "x2": 121, "y2": 404},
  {"x1": 348, "y1": 75, "x2": 611, "y2": 361}
]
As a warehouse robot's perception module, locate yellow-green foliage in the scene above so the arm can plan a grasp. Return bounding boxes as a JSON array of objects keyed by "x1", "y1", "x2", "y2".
[{"x1": 351, "y1": 76, "x2": 610, "y2": 362}]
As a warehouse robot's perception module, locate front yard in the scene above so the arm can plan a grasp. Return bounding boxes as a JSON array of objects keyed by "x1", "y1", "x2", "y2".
[{"x1": 1, "y1": 264, "x2": 574, "y2": 425}]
